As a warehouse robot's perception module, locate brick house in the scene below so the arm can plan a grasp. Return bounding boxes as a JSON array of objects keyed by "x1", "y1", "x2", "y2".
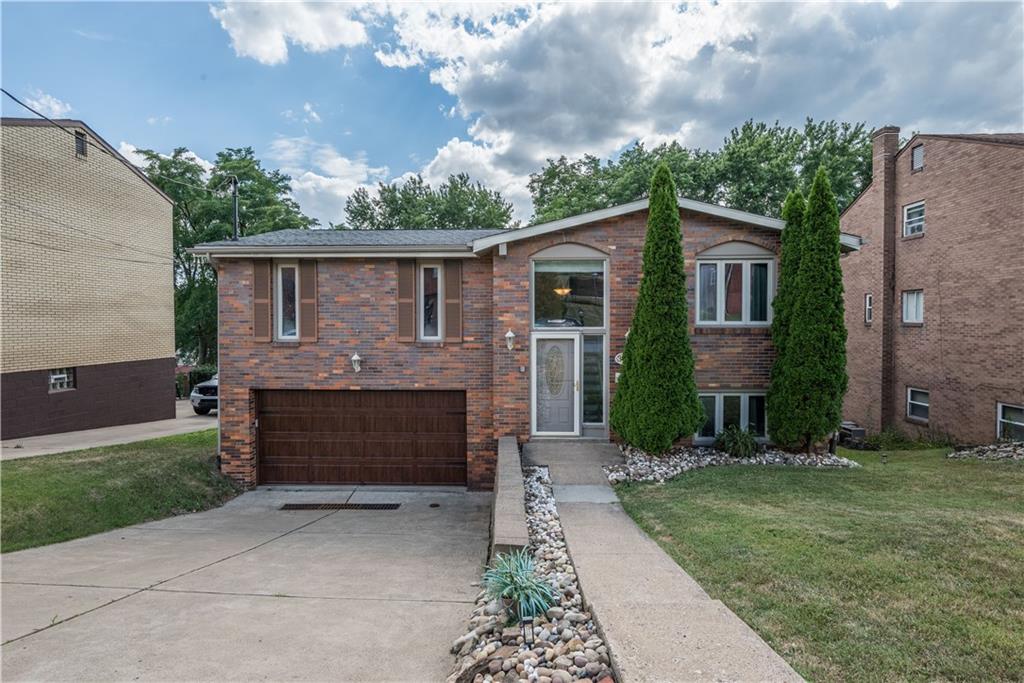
[
  {"x1": 841, "y1": 127, "x2": 1024, "y2": 444},
  {"x1": 1, "y1": 118, "x2": 175, "y2": 439},
  {"x1": 193, "y1": 198, "x2": 862, "y2": 490}
]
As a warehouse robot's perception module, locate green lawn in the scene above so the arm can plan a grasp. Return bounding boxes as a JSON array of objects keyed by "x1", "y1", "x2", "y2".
[
  {"x1": 2, "y1": 430, "x2": 239, "y2": 553},
  {"x1": 616, "y1": 448, "x2": 1024, "y2": 682}
]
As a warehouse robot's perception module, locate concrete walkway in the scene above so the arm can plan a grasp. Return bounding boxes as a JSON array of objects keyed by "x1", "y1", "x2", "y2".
[
  {"x1": 1, "y1": 401, "x2": 216, "y2": 460},
  {"x1": 1, "y1": 485, "x2": 490, "y2": 681},
  {"x1": 524, "y1": 441, "x2": 803, "y2": 683}
]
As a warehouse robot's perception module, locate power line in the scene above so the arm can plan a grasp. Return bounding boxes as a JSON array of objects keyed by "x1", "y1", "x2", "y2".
[
  {"x1": 6, "y1": 199, "x2": 175, "y2": 263},
  {"x1": 2, "y1": 87, "x2": 226, "y2": 196},
  {"x1": 4, "y1": 234, "x2": 172, "y2": 267}
]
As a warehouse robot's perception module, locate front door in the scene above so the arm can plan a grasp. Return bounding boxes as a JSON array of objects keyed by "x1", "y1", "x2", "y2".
[{"x1": 532, "y1": 334, "x2": 580, "y2": 435}]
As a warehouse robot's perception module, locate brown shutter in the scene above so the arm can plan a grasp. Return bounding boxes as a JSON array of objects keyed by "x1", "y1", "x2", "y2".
[
  {"x1": 444, "y1": 260, "x2": 463, "y2": 342},
  {"x1": 299, "y1": 260, "x2": 318, "y2": 342},
  {"x1": 397, "y1": 260, "x2": 416, "y2": 342},
  {"x1": 252, "y1": 260, "x2": 272, "y2": 342}
]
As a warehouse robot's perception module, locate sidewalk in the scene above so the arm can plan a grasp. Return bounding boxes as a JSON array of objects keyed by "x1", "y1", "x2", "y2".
[
  {"x1": 1, "y1": 401, "x2": 217, "y2": 460},
  {"x1": 524, "y1": 441, "x2": 803, "y2": 683}
]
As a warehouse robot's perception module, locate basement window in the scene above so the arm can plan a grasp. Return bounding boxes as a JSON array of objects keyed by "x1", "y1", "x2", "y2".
[
  {"x1": 48, "y1": 367, "x2": 77, "y2": 392},
  {"x1": 997, "y1": 403, "x2": 1024, "y2": 441},
  {"x1": 75, "y1": 130, "x2": 87, "y2": 158},
  {"x1": 696, "y1": 393, "x2": 767, "y2": 443},
  {"x1": 907, "y1": 388, "x2": 930, "y2": 422}
]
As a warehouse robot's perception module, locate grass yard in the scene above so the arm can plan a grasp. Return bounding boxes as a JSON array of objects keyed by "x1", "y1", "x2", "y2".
[
  {"x1": 617, "y1": 448, "x2": 1024, "y2": 682},
  {"x1": 2, "y1": 430, "x2": 239, "y2": 553}
]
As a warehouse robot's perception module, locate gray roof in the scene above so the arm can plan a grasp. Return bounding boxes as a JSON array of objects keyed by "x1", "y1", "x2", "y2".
[{"x1": 198, "y1": 228, "x2": 506, "y2": 250}]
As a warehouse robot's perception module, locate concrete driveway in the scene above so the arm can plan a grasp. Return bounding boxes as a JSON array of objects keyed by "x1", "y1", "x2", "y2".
[
  {"x1": 1, "y1": 401, "x2": 217, "y2": 460},
  {"x1": 1, "y1": 486, "x2": 490, "y2": 681}
]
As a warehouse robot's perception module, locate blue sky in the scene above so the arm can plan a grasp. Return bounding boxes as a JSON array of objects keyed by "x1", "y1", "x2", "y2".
[{"x1": 3, "y1": 2, "x2": 1022, "y2": 225}]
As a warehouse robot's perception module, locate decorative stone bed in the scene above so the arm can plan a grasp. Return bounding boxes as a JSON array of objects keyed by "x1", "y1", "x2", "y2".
[
  {"x1": 605, "y1": 445, "x2": 860, "y2": 484},
  {"x1": 947, "y1": 442, "x2": 1024, "y2": 461},
  {"x1": 448, "y1": 467, "x2": 615, "y2": 683}
]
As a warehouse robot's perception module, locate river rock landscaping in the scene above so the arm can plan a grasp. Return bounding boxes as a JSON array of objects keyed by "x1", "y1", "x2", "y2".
[
  {"x1": 605, "y1": 445, "x2": 859, "y2": 484},
  {"x1": 448, "y1": 467, "x2": 615, "y2": 683},
  {"x1": 947, "y1": 441, "x2": 1024, "y2": 461}
]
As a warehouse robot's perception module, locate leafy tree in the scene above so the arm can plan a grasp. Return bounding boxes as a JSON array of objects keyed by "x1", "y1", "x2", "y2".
[
  {"x1": 766, "y1": 189, "x2": 807, "y2": 445},
  {"x1": 609, "y1": 163, "x2": 703, "y2": 453},
  {"x1": 527, "y1": 118, "x2": 873, "y2": 222},
  {"x1": 777, "y1": 168, "x2": 848, "y2": 450},
  {"x1": 341, "y1": 172, "x2": 514, "y2": 229},
  {"x1": 137, "y1": 147, "x2": 315, "y2": 364}
]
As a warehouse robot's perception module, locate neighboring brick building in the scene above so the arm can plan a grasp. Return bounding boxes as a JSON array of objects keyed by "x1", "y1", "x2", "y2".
[
  {"x1": 841, "y1": 128, "x2": 1024, "y2": 444},
  {"x1": 1, "y1": 118, "x2": 175, "y2": 439},
  {"x1": 193, "y1": 199, "x2": 862, "y2": 490}
]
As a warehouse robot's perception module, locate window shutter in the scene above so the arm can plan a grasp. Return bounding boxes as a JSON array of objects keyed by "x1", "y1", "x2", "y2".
[
  {"x1": 444, "y1": 260, "x2": 462, "y2": 342},
  {"x1": 397, "y1": 260, "x2": 416, "y2": 342},
  {"x1": 252, "y1": 260, "x2": 272, "y2": 342},
  {"x1": 299, "y1": 260, "x2": 318, "y2": 342}
]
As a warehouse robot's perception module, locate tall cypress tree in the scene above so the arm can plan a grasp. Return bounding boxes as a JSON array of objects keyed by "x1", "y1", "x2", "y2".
[
  {"x1": 610, "y1": 163, "x2": 703, "y2": 453},
  {"x1": 784, "y1": 168, "x2": 848, "y2": 450},
  {"x1": 766, "y1": 190, "x2": 807, "y2": 446}
]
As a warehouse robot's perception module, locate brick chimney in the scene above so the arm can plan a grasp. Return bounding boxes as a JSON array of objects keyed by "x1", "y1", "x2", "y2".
[{"x1": 872, "y1": 125, "x2": 900, "y2": 428}]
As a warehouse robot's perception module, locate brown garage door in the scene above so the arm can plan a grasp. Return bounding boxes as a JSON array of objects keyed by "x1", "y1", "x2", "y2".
[{"x1": 257, "y1": 390, "x2": 467, "y2": 485}]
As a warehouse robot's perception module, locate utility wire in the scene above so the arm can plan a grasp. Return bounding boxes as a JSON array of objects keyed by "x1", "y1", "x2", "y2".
[
  {"x1": 2, "y1": 88, "x2": 229, "y2": 196},
  {"x1": 4, "y1": 234, "x2": 172, "y2": 267}
]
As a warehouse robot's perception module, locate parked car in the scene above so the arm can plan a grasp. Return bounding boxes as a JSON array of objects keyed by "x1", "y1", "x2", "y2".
[{"x1": 190, "y1": 375, "x2": 218, "y2": 415}]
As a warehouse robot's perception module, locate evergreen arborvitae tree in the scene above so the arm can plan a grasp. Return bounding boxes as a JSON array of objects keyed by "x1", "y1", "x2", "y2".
[
  {"x1": 766, "y1": 190, "x2": 807, "y2": 446},
  {"x1": 609, "y1": 163, "x2": 703, "y2": 453},
  {"x1": 784, "y1": 168, "x2": 848, "y2": 450}
]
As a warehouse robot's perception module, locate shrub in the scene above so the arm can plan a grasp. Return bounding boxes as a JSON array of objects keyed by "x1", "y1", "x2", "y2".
[
  {"x1": 188, "y1": 364, "x2": 218, "y2": 388},
  {"x1": 483, "y1": 548, "x2": 557, "y2": 621},
  {"x1": 865, "y1": 428, "x2": 956, "y2": 451},
  {"x1": 714, "y1": 424, "x2": 759, "y2": 458},
  {"x1": 610, "y1": 163, "x2": 703, "y2": 453}
]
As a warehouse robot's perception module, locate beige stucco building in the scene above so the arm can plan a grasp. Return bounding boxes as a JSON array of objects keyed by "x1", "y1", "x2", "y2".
[{"x1": 1, "y1": 118, "x2": 175, "y2": 438}]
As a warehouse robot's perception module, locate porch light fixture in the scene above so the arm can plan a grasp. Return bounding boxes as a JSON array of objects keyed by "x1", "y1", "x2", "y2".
[
  {"x1": 350, "y1": 353, "x2": 362, "y2": 373},
  {"x1": 505, "y1": 328, "x2": 516, "y2": 351},
  {"x1": 521, "y1": 616, "x2": 535, "y2": 646}
]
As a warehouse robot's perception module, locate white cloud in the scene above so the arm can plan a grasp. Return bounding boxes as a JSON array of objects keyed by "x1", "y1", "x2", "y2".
[
  {"x1": 213, "y1": 1, "x2": 1023, "y2": 221},
  {"x1": 24, "y1": 89, "x2": 73, "y2": 118},
  {"x1": 73, "y1": 29, "x2": 113, "y2": 41},
  {"x1": 118, "y1": 141, "x2": 214, "y2": 177},
  {"x1": 268, "y1": 136, "x2": 388, "y2": 226},
  {"x1": 146, "y1": 115, "x2": 173, "y2": 126},
  {"x1": 302, "y1": 102, "x2": 321, "y2": 123},
  {"x1": 209, "y1": 1, "x2": 371, "y2": 65}
]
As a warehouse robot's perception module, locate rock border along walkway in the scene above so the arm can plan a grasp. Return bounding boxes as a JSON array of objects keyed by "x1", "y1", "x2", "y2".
[{"x1": 525, "y1": 441, "x2": 804, "y2": 683}]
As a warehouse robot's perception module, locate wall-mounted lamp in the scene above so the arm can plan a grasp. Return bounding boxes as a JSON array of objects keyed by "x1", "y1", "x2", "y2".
[
  {"x1": 350, "y1": 353, "x2": 362, "y2": 373},
  {"x1": 505, "y1": 329, "x2": 516, "y2": 351}
]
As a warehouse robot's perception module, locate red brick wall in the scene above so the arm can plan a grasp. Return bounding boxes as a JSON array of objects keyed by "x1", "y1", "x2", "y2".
[
  {"x1": 217, "y1": 256, "x2": 495, "y2": 489},
  {"x1": 842, "y1": 134, "x2": 1024, "y2": 443},
  {"x1": 217, "y1": 208, "x2": 783, "y2": 489},
  {"x1": 492, "y1": 208, "x2": 781, "y2": 440}
]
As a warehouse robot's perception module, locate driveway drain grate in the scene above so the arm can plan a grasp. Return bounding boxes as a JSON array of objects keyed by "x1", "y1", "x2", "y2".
[{"x1": 280, "y1": 503, "x2": 400, "y2": 511}]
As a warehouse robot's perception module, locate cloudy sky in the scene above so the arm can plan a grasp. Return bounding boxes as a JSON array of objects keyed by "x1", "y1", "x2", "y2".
[{"x1": 3, "y1": 1, "x2": 1021, "y2": 224}]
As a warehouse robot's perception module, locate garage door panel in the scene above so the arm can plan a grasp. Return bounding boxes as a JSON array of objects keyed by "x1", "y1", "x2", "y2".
[{"x1": 257, "y1": 390, "x2": 466, "y2": 485}]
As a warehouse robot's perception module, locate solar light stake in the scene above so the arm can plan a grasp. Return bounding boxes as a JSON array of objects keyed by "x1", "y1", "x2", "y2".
[{"x1": 521, "y1": 616, "x2": 534, "y2": 646}]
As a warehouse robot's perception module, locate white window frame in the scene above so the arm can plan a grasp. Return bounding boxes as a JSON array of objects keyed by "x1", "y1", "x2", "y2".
[
  {"x1": 418, "y1": 261, "x2": 444, "y2": 341},
  {"x1": 529, "y1": 257, "x2": 609, "y2": 331},
  {"x1": 911, "y1": 144, "x2": 924, "y2": 171},
  {"x1": 864, "y1": 293, "x2": 874, "y2": 324},
  {"x1": 694, "y1": 392, "x2": 768, "y2": 444},
  {"x1": 48, "y1": 367, "x2": 76, "y2": 392},
  {"x1": 996, "y1": 402, "x2": 1024, "y2": 441},
  {"x1": 902, "y1": 289, "x2": 924, "y2": 324},
  {"x1": 903, "y1": 201, "x2": 925, "y2": 237},
  {"x1": 275, "y1": 262, "x2": 300, "y2": 341},
  {"x1": 907, "y1": 387, "x2": 930, "y2": 422},
  {"x1": 695, "y1": 259, "x2": 774, "y2": 326}
]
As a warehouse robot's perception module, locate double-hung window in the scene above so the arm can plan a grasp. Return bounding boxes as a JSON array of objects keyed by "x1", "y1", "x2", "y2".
[
  {"x1": 697, "y1": 259, "x2": 772, "y2": 325},
  {"x1": 418, "y1": 263, "x2": 443, "y2": 341},
  {"x1": 696, "y1": 393, "x2": 767, "y2": 442},
  {"x1": 903, "y1": 201, "x2": 925, "y2": 237},
  {"x1": 907, "y1": 388, "x2": 930, "y2": 422},
  {"x1": 902, "y1": 290, "x2": 924, "y2": 324},
  {"x1": 276, "y1": 263, "x2": 299, "y2": 340},
  {"x1": 997, "y1": 403, "x2": 1024, "y2": 441},
  {"x1": 864, "y1": 293, "x2": 874, "y2": 324}
]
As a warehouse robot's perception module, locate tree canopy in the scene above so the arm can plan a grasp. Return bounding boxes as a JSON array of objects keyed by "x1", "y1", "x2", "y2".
[
  {"x1": 137, "y1": 146, "x2": 316, "y2": 365},
  {"x1": 609, "y1": 163, "x2": 703, "y2": 453},
  {"x1": 528, "y1": 118, "x2": 872, "y2": 222},
  {"x1": 340, "y1": 172, "x2": 515, "y2": 230}
]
